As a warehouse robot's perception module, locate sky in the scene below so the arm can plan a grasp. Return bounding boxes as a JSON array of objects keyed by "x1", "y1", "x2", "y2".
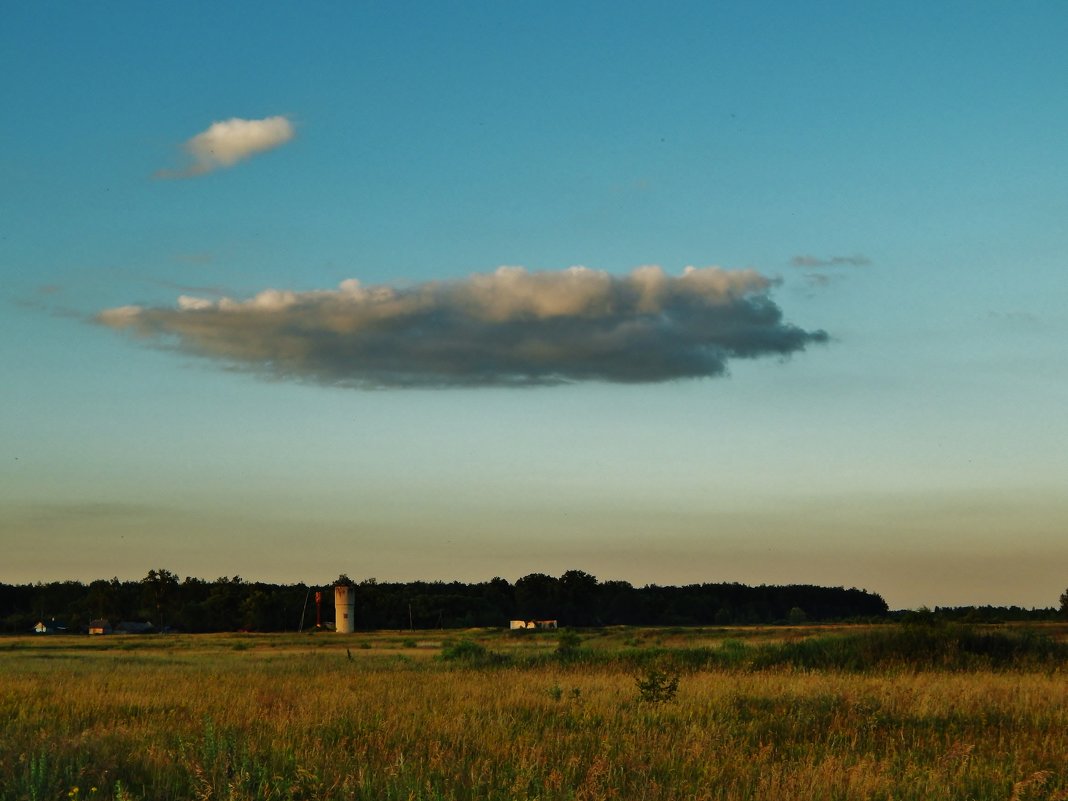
[{"x1": 2, "y1": 2, "x2": 1067, "y2": 609}]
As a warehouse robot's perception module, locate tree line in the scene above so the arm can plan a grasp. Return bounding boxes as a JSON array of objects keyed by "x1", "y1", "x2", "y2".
[{"x1": 2, "y1": 569, "x2": 894, "y2": 633}]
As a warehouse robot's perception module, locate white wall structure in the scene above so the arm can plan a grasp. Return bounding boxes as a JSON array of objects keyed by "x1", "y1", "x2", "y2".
[
  {"x1": 509, "y1": 619, "x2": 558, "y2": 630},
  {"x1": 334, "y1": 585, "x2": 355, "y2": 634}
]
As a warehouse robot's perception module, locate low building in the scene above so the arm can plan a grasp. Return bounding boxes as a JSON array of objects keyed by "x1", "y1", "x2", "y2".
[
  {"x1": 88, "y1": 619, "x2": 112, "y2": 635},
  {"x1": 509, "y1": 619, "x2": 558, "y2": 630}
]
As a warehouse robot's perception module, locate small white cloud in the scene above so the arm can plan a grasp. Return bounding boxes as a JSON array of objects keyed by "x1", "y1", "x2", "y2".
[
  {"x1": 156, "y1": 116, "x2": 295, "y2": 178},
  {"x1": 177, "y1": 296, "x2": 214, "y2": 310}
]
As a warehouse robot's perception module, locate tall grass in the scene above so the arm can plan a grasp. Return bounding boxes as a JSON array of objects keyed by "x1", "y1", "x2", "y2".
[
  {"x1": 747, "y1": 623, "x2": 1068, "y2": 671},
  {"x1": 1, "y1": 628, "x2": 1065, "y2": 800}
]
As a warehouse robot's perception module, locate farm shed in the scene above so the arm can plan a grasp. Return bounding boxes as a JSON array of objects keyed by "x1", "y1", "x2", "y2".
[{"x1": 509, "y1": 620, "x2": 559, "y2": 630}]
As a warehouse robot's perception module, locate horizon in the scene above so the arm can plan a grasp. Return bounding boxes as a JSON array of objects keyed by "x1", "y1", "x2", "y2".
[{"x1": 3, "y1": 568, "x2": 1061, "y2": 614}]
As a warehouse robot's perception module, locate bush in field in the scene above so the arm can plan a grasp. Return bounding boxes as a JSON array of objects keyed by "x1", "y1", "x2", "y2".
[
  {"x1": 900, "y1": 606, "x2": 938, "y2": 626},
  {"x1": 556, "y1": 631, "x2": 583, "y2": 661},
  {"x1": 440, "y1": 638, "x2": 508, "y2": 666},
  {"x1": 441, "y1": 639, "x2": 487, "y2": 661},
  {"x1": 634, "y1": 662, "x2": 680, "y2": 703}
]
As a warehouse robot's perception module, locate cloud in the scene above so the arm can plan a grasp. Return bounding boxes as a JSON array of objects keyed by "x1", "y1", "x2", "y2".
[
  {"x1": 791, "y1": 254, "x2": 871, "y2": 268},
  {"x1": 153, "y1": 278, "x2": 230, "y2": 297},
  {"x1": 6, "y1": 501, "x2": 158, "y2": 525},
  {"x1": 802, "y1": 273, "x2": 835, "y2": 288},
  {"x1": 96, "y1": 265, "x2": 828, "y2": 388},
  {"x1": 986, "y1": 309, "x2": 1042, "y2": 330},
  {"x1": 172, "y1": 251, "x2": 215, "y2": 265},
  {"x1": 156, "y1": 116, "x2": 295, "y2": 178}
]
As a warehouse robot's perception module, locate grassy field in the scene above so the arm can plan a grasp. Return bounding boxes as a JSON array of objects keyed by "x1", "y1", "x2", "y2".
[{"x1": 2, "y1": 624, "x2": 1067, "y2": 800}]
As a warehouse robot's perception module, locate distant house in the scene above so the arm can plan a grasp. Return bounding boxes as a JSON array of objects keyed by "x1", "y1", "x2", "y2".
[
  {"x1": 88, "y1": 619, "x2": 112, "y2": 635},
  {"x1": 34, "y1": 620, "x2": 63, "y2": 634},
  {"x1": 509, "y1": 619, "x2": 559, "y2": 630}
]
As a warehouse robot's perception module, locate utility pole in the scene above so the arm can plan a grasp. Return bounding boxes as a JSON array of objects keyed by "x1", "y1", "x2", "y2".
[{"x1": 298, "y1": 587, "x2": 311, "y2": 632}]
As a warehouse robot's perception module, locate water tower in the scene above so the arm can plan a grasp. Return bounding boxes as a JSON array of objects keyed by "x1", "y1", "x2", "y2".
[{"x1": 334, "y1": 579, "x2": 355, "y2": 634}]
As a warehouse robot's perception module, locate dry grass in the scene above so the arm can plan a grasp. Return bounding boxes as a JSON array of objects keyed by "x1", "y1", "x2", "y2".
[{"x1": 1, "y1": 628, "x2": 1066, "y2": 800}]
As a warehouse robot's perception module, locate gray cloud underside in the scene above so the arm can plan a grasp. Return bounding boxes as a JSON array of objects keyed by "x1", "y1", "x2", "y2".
[
  {"x1": 97, "y1": 266, "x2": 828, "y2": 388},
  {"x1": 791, "y1": 254, "x2": 871, "y2": 268}
]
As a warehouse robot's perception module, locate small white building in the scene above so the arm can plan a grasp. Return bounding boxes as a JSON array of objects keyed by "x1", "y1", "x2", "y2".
[{"x1": 509, "y1": 619, "x2": 558, "y2": 630}]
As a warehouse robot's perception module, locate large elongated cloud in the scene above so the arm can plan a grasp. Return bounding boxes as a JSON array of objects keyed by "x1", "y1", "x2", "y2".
[
  {"x1": 156, "y1": 116, "x2": 295, "y2": 178},
  {"x1": 97, "y1": 266, "x2": 827, "y2": 388}
]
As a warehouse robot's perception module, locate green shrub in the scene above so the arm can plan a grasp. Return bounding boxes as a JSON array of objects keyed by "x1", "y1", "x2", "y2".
[
  {"x1": 440, "y1": 639, "x2": 509, "y2": 666},
  {"x1": 634, "y1": 662, "x2": 680, "y2": 703},
  {"x1": 555, "y1": 631, "x2": 583, "y2": 661},
  {"x1": 441, "y1": 639, "x2": 486, "y2": 661}
]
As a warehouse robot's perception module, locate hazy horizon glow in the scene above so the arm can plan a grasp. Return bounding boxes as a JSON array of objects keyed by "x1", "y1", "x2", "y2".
[{"x1": 3, "y1": 4, "x2": 1067, "y2": 611}]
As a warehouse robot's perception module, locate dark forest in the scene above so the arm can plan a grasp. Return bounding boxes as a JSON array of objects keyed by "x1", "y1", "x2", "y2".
[{"x1": 2, "y1": 569, "x2": 1053, "y2": 634}]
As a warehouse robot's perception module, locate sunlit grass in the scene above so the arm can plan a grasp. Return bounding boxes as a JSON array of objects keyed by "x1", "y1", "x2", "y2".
[{"x1": 2, "y1": 626, "x2": 1066, "y2": 800}]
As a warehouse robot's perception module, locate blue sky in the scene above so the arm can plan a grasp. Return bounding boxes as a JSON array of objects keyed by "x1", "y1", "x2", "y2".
[{"x1": 3, "y1": 3, "x2": 1066, "y2": 608}]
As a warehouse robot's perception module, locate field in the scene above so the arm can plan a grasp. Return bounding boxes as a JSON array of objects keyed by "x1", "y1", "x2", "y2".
[{"x1": 2, "y1": 625, "x2": 1067, "y2": 800}]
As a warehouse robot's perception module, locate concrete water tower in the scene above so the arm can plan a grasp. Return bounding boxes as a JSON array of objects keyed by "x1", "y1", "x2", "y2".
[{"x1": 334, "y1": 578, "x2": 355, "y2": 634}]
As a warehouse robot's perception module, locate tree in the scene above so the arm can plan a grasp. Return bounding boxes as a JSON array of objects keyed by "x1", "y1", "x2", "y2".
[
  {"x1": 141, "y1": 569, "x2": 179, "y2": 631},
  {"x1": 559, "y1": 570, "x2": 599, "y2": 626},
  {"x1": 788, "y1": 606, "x2": 808, "y2": 625},
  {"x1": 599, "y1": 580, "x2": 640, "y2": 625},
  {"x1": 480, "y1": 577, "x2": 515, "y2": 622},
  {"x1": 241, "y1": 589, "x2": 275, "y2": 631},
  {"x1": 515, "y1": 573, "x2": 560, "y2": 620},
  {"x1": 1060, "y1": 589, "x2": 1068, "y2": 618},
  {"x1": 201, "y1": 576, "x2": 244, "y2": 632},
  {"x1": 85, "y1": 578, "x2": 122, "y2": 622}
]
